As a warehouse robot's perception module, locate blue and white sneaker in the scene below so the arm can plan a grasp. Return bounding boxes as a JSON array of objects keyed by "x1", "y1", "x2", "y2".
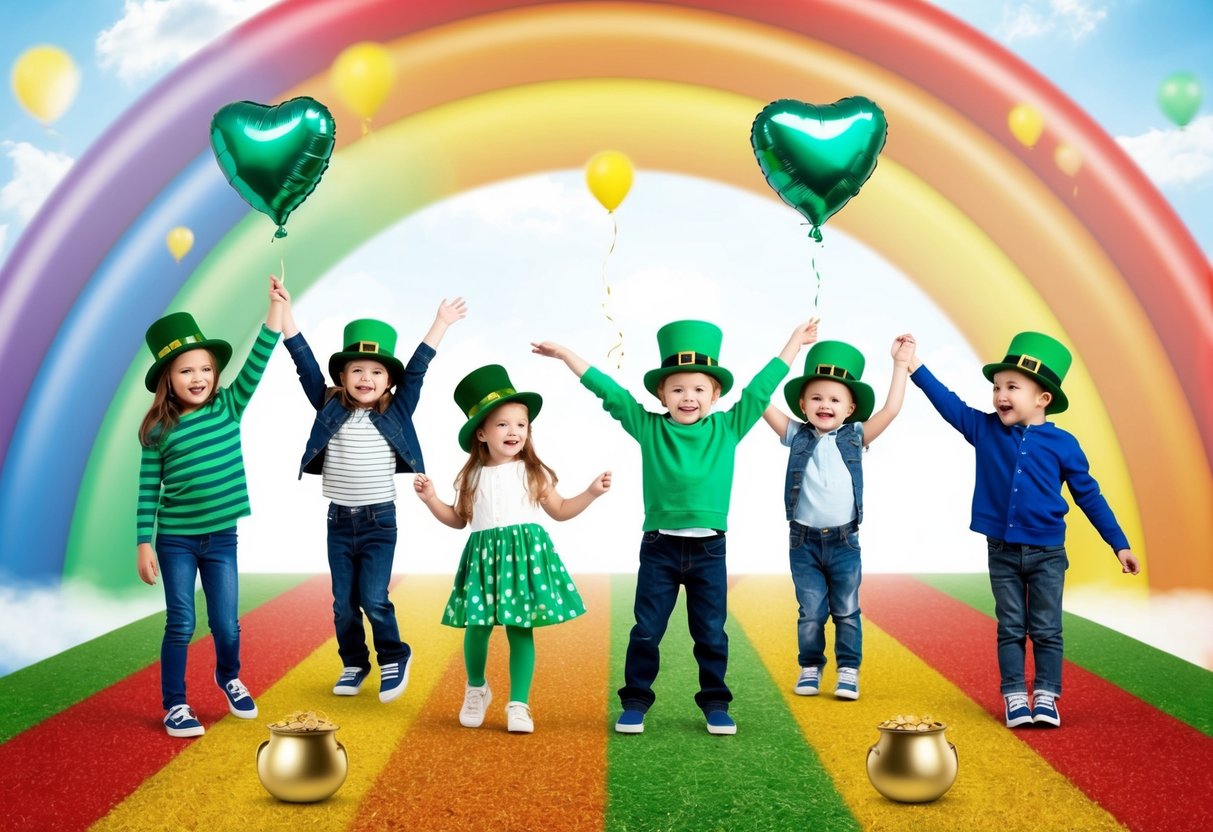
[
  {"x1": 378, "y1": 653, "x2": 413, "y2": 703},
  {"x1": 615, "y1": 709, "x2": 646, "y2": 734},
  {"x1": 794, "y1": 666, "x2": 821, "y2": 696},
  {"x1": 834, "y1": 667, "x2": 859, "y2": 700},
  {"x1": 164, "y1": 704, "x2": 205, "y2": 738},
  {"x1": 706, "y1": 710, "x2": 737, "y2": 735},
  {"x1": 333, "y1": 666, "x2": 370, "y2": 696},
  {"x1": 215, "y1": 674, "x2": 258, "y2": 718},
  {"x1": 1004, "y1": 691, "x2": 1033, "y2": 727},
  {"x1": 1032, "y1": 690, "x2": 1061, "y2": 727}
]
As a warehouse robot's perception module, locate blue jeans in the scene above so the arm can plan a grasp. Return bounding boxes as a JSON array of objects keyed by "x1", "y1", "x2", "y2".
[
  {"x1": 619, "y1": 532, "x2": 731, "y2": 714},
  {"x1": 788, "y1": 521, "x2": 863, "y2": 670},
  {"x1": 327, "y1": 502, "x2": 409, "y2": 670},
  {"x1": 987, "y1": 538, "x2": 1067, "y2": 695},
  {"x1": 156, "y1": 528, "x2": 240, "y2": 710}
]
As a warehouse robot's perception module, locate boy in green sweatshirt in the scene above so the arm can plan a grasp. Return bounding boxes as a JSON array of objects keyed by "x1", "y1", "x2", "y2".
[{"x1": 533, "y1": 316, "x2": 817, "y2": 735}]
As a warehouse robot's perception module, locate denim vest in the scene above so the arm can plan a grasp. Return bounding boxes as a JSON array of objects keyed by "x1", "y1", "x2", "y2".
[
  {"x1": 783, "y1": 421, "x2": 864, "y2": 524},
  {"x1": 285, "y1": 332, "x2": 431, "y2": 479}
]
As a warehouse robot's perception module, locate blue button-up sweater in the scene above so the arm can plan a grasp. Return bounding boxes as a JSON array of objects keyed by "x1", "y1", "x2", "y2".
[{"x1": 911, "y1": 365, "x2": 1129, "y2": 551}]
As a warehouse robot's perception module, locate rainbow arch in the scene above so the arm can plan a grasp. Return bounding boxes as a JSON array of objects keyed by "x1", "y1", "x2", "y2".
[{"x1": 0, "y1": 0, "x2": 1209, "y2": 594}]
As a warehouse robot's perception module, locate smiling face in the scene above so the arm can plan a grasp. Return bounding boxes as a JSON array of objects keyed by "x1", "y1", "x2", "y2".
[
  {"x1": 167, "y1": 348, "x2": 217, "y2": 414},
  {"x1": 799, "y1": 378, "x2": 856, "y2": 432},
  {"x1": 339, "y1": 359, "x2": 391, "y2": 408},
  {"x1": 475, "y1": 401, "x2": 531, "y2": 464},
  {"x1": 658, "y1": 371, "x2": 721, "y2": 425},
  {"x1": 991, "y1": 369, "x2": 1051, "y2": 426}
]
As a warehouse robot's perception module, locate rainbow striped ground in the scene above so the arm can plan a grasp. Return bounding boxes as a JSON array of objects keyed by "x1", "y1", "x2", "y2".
[{"x1": 1, "y1": 573, "x2": 1209, "y2": 832}]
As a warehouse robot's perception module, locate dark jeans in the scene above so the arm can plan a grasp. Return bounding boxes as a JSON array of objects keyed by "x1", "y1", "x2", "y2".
[
  {"x1": 156, "y1": 528, "x2": 240, "y2": 710},
  {"x1": 987, "y1": 537, "x2": 1068, "y2": 695},
  {"x1": 789, "y1": 521, "x2": 863, "y2": 670},
  {"x1": 619, "y1": 531, "x2": 731, "y2": 714},
  {"x1": 327, "y1": 502, "x2": 410, "y2": 670}
]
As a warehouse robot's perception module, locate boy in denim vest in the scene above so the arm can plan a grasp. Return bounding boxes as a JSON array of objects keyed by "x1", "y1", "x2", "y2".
[
  {"x1": 762, "y1": 335, "x2": 916, "y2": 701},
  {"x1": 909, "y1": 331, "x2": 1140, "y2": 727},
  {"x1": 534, "y1": 315, "x2": 818, "y2": 735}
]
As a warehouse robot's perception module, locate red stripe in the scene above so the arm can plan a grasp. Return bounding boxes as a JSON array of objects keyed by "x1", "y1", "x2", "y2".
[
  {"x1": 0, "y1": 575, "x2": 336, "y2": 832},
  {"x1": 863, "y1": 574, "x2": 1213, "y2": 832}
]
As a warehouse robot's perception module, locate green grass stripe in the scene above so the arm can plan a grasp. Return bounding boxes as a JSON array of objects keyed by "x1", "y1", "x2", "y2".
[
  {"x1": 606, "y1": 575, "x2": 858, "y2": 832},
  {"x1": 0, "y1": 573, "x2": 311, "y2": 743},
  {"x1": 919, "y1": 573, "x2": 1213, "y2": 736}
]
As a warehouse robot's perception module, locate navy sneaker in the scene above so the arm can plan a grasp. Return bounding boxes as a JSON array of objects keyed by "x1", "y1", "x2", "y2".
[
  {"x1": 706, "y1": 710, "x2": 737, "y2": 735},
  {"x1": 215, "y1": 673, "x2": 258, "y2": 718},
  {"x1": 333, "y1": 666, "x2": 370, "y2": 696},
  {"x1": 794, "y1": 666, "x2": 821, "y2": 696},
  {"x1": 1004, "y1": 691, "x2": 1033, "y2": 727},
  {"x1": 615, "y1": 709, "x2": 646, "y2": 734},
  {"x1": 1032, "y1": 690, "x2": 1061, "y2": 727},
  {"x1": 834, "y1": 667, "x2": 859, "y2": 700},
  {"x1": 378, "y1": 653, "x2": 413, "y2": 703},
  {"x1": 164, "y1": 704, "x2": 204, "y2": 738}
]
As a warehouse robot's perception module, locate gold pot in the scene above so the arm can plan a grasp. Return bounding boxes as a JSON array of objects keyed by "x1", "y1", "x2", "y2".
[
  {"x1": 866, "y1": 723, "x2": 958, "y2": 803},
  {"x1": 256, "y1": 725, "x2": 348, "y2": 803}
]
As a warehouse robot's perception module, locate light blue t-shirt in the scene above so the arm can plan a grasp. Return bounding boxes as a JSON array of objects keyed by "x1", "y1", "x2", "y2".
[{"x1": 782, "y1": 420, "x2": 860, "y2": 528}]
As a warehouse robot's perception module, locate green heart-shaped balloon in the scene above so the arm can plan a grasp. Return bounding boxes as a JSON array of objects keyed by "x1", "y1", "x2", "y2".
[
  {"x1": 751, "y1": 97, "x2": 888, "y2": 241},
  {"x1": 210, "y1": 97, "x2": 336, "y2": 238}
]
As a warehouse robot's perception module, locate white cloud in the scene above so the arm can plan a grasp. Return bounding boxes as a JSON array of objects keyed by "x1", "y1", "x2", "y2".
[
  {"x1": 0, "y1": 580, "x2": 163, "y2": 675},
  {"x1": 423, "y1": 174, "x2": 599, "y2": 237},
  {"x1": 0, "y1": 141, "x2": 74, "y2": 223},
  {"x1": 1116, "y1": 115, "x2": 1213, "y2": 187},
  {"x1": 96, "y1": 0, "x2": 280, "y2": 82},
  {"x1": 1065, "y1": 587, "x2": 1213, "y2": 670},
  {"x1": 997, "y1": 0, "x2": 1108, "y2": 42}
]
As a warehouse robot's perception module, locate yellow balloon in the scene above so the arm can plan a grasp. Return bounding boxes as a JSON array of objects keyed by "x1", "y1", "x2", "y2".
[
  {"x1": 11, "y1": 45, "x2": 80, "y2": 125},
  {"x1": 585, "y1": 150, "x2": 634, "y2": 212},
  {"x1": 1054, "y1": 143, "x2": 1082, "y2": 177},
  {"x1": 1007, "y1": 103, "x2": 1044, "y2": 148},
  {"x1": 329, "y1": 42, "x2": 396, "y2": 121},
  {"x1": 166, "y1": 226, "x2": 194, "y2": 262}
]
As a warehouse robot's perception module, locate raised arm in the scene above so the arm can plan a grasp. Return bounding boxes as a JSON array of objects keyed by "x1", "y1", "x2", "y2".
[
  {"x1": 777, "y1": 316, "x2": 819, "y2": 367},
  {"x1": 413, "y1": 473, "x2": 467, "y2": 529},
  {"x1": 273, "y1": 274, "x2": 298, "y2": 339},
  {"x1": 762, "y1": 403, "x2": 791, "y2": 438},
  {"x1": 540, "y1": 471, "x2": 611, "y2": 521},
  {"x1": 862, "y1": 334, "x2": 915, "y2": 445},
  {"x1": 531, "y1": 341, "x2": 590, "y2": 378},
  {"x1": 422, "y1": 297, "x2": 468, "y2": 349}
]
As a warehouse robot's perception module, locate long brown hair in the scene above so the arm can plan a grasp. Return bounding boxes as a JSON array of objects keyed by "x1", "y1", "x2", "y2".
[
  {"x1": 138, "y1": 349, "x2": 221, "y2": 446},
  {"x1": 454, "y1": 419, "x2": 558, "y2": 523}
]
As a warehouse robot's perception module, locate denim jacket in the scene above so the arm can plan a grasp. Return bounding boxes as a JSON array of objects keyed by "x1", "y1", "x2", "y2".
[
  {"x1": 284, "y1": 332, "x2": 433, "y2": 479},
  {"x1": 783, "y1": 421, "x2": 864, "y2": 524}
]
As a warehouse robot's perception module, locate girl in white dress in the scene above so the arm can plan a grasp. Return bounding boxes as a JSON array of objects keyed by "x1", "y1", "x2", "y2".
[{"x1": 414, "y1": 364, "x2": 610, "y2": 733}]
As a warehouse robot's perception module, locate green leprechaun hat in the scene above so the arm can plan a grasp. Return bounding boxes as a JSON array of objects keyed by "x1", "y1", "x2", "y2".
[
  {"x1": 642, "y1": 320, "x2": 734, "y2": 397},
  {"x1": 143, "y1": 311, "x2": 232, "y2": 392},
  {"x1": 454, "y1": 364, "x2": 543, "y2": 452},
  {"x1": 982, "y1": 331, "x2": 1071, "y2": 414},
  {"x1": 783, "y1": 341, "x2": 875, "y2": 423},
  {"x1": 328, "y1": 319, "x2": 406, "y2": 387}
]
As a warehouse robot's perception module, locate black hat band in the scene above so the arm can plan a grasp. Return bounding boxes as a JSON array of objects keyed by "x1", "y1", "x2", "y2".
[
  {"x1": 661, "y1": 351, "x2": 717, "y2": 369},
  {"x1": 1003, "y1": 353, "x2": 1061, "y2": 386},
  {"x1": 815, "y1": 363, "x2": 854, "y2": 380},
  {"x1": 345, "y1": 340, "x2": 381, "y2": 355}
]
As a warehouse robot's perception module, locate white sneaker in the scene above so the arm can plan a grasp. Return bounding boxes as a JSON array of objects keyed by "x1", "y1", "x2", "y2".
[
  {"x1": 794, "y1": 666, "x2": 821, "y2": 696},
  {"x1": 835, "y1": 667, "x2": 859, "y2": 700},
  {"x1": 459, "y1": 683, "x2": 492, "y2": 728},
  {"x1": 506, "y1": 701, "x2": 534, "y2": 733}
]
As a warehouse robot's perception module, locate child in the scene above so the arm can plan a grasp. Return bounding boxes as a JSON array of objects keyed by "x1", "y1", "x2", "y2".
[
  {"x1": 136, "y1": 276, "x2": 286, "y2": 737},
  {"x1": 762, "y1": 335, "x2": 916, "y2": 701},
  {"x1": 280, "y1": 293, "x2": 466, "y2": 703},
  {"x1": 413, "y1": 364, "x2": 610, "y2": 733},
  {"x1": 909, "y1": 331, "x2": 1140, "y2": 727},
  {"x1": 534, "y1": 316, "x2": 818, "y2": 735}
]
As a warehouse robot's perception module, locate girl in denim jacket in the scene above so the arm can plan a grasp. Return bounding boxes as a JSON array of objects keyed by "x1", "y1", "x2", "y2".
[
  {"x1": 280, "y1": 290, "x2": 465, "y2": 703},
  {"x1": 762, "y1": 334, "x2": 915, "y2": 701}
]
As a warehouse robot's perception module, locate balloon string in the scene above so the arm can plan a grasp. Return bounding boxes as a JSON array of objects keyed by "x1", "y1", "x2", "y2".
[
  {"x1": 601, "y1": 212, "x2": 624, "y2": 369},
  {"x1": 279, "y1": 257, "x2": 286, "y2": 285},
  {"x1": 810, "y1": 255, "x2": 822, "y2": 315}
]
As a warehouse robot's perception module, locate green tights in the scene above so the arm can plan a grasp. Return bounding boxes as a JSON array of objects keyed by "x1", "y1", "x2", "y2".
[{"x1": 464, "y1": 625, "x2": 535, "y2": 703}]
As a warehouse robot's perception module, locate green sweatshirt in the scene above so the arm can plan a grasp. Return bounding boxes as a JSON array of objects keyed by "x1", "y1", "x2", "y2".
[
  {"x1": 581, "y1": 357, "x2": 789, "y2": 531},
  {"x1": 137, "y1": 325, "x2": 280, "y2": 543}
]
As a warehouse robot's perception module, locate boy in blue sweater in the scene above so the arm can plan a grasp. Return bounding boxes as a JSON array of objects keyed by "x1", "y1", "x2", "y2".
[{"x1": 910, "y1": 331, "x2": 1139, "y2": 728}]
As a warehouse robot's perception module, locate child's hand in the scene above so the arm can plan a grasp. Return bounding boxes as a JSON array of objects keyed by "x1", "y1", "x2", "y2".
[
  {"x1": 1116, "y1": 549, "x2": 1141, "y2": 575},
  {"x1": 413, "y1": 473, "x2": 436, "y2": 503},
  {"x1": 136, "y1": 543, "x2": 158, "y2": 586},
  {"x1": 437, "y1": 297, "x2": 467, "y2": 326},
  {"x1": 531, "y1": 341, "x2": 567, "y2": 361},
  {"x1": 892, "y1": 333, "x2": 916, "y2": 368},
  {"x1": 269, "y1": 274, "x2": 291, "y2": 304},
  {"x1": 778, "y1": 316, "x2": 820, "y2": 366},
  {"x1": 588, "y1": 470, "x2": 612, "y2": 497}
]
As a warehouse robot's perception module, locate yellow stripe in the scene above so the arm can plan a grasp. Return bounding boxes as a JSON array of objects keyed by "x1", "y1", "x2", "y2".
[
  {"x1": 91, "y1": 576, "x2": 462, "y2": 831},
  {"x1": 730, "y1": 575, "x2": 1125, "y2": 830}
]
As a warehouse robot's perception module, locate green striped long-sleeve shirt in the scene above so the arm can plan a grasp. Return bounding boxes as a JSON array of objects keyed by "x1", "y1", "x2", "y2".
[{"x1": 137, "y1": 325, "x2": 280, "y2": 544}]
